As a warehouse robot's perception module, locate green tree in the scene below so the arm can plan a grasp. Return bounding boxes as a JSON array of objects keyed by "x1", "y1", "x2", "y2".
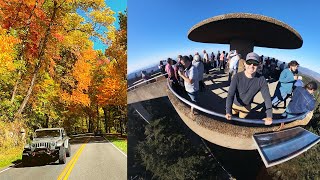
[{"x1": 136, "y1": 117, "x2": 218, "y2": 179}]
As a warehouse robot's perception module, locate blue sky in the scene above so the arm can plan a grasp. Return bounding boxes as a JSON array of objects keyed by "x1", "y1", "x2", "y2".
[
  {"x1": 128, "y1": 0, "x2": 320, "y2": 74},
  {"x1": 90, "y1": 0, "x2": 127, "y2": 50}
]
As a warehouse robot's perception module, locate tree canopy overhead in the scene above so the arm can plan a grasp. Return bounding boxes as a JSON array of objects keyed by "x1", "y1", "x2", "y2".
[{"x1": 0, "y1": 0, "x2": 127, "y2": 135}]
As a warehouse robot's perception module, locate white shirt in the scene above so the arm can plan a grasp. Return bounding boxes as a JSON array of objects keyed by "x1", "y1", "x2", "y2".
[
  {"x1": 229, "y1": 54, "x2": 239, "y2": 70},
  {"x1": 203, "y1": 52, "x2": 209, "y2": 63},
  {"x1": 192, "y1": 60, "x2": 204, "y2": 81},
  {"x1": 184, "y1": 65, "x2": 199, "y2": 93}
]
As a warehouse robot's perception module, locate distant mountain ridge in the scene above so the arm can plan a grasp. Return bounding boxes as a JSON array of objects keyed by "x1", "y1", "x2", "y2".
[
  {"x1": 298, "y1": 66, "x2": 320, "y2": 82},
  {"x1": 128, "y1": 60, "x2": 320, "y2": 82},
  {"x1": 128, "y1": 63, "x2": 159, "y2": 79}
]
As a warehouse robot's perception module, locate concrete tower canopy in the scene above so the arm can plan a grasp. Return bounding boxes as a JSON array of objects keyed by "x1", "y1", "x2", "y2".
[{"x1": 188, "y1": 13, "x2": 303, "y2": 57}]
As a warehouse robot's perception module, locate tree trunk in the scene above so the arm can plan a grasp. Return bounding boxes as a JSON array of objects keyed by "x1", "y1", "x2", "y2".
[
  {"x1": 15, "y1": 69, "x2": 39, "y2": 117},
  {"x1": 10, "y1": 1, "x2": 38, "y2": 103},
  {"x1": 86, "y1": 117, "x2": 89, "y2": 132},
  {"x1": 15, "y1": 0, "x2": 58, "y2": 118},
  {"x1": 96, "y1": 103, "x2": 99, "y2": 130},
  {"x1": 103, "y1": 106, "x2": 108, "y2": 133},
  {"x1": 120, "y1": 118, "x2": 123, "y2": 136},
  {"x1": 45, "y1": 114, "x2": 49, "y2": 128},
  {"x1": 89, "y1": 115, "x2": 92, "y2": 133},
  {"x1": 10, "y1": 78, "x2": 20, "y2": 103},
  {"x1": 81, "y1": 117, "x2": 84, "y2": 133}
]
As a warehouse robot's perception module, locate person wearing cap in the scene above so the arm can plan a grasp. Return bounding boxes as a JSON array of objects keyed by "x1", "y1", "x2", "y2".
[
  {"x1": 225, "y1": 52, "x2": 273, "y2": 125},
  {"x1": 192, "y1": 54, "x2": 205, "y2": 91},
  {"x1": 178, "y1": 56, "x2": 199, "y2": 114},
  {"x1": 271, "y1": 60, "x2": 299, "y2": 108},
  {"x1": 227, "y1": 50, "x2": 240, "y2": 83}
]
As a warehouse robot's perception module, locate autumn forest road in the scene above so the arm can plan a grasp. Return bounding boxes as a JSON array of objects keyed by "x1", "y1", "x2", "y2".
[{"x1": 0, "y1": 134, "x2": 127, "y2": 180}]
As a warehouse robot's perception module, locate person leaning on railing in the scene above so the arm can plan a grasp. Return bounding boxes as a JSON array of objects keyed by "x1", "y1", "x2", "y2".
[
  {"x1": 225, "y1": 52, "x2": 273, "y2": 125},
  {"x1": 274, "y1": 81, "x2": 318, "y2": 131},
  {"x1": 283, "y1": 81, "x2": 318, "y2": 118},
  {"x1": 178, "y1": 55, "x2": 199, "y2": 114}
]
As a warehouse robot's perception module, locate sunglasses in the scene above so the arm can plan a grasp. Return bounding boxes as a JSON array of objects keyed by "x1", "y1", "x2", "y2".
[{"x1": 246, "y1": 60, "x2": 259, "y2": 66}]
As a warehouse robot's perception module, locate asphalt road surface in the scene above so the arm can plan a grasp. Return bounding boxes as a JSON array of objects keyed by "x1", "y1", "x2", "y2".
[{"x1": 0, "y1": 134, "x2": 127, "y2": 180}]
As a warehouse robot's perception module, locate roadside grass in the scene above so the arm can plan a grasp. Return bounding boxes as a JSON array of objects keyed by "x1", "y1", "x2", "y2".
[
  {"x1": 104, "y1": 134, "x2": 127, "y2": 154},
  {"x1": 0, "y1": 147, "x2": 23, "y2": 169}
]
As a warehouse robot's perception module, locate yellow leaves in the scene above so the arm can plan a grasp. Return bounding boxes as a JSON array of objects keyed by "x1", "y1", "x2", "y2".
[
  {"x1": 72, "y1": 51, "x2": 92, "y2": 91},
  {"x1": 0, "y1": 27, "x2": 20, "y2": 73},
  {"x1": 60, "y1": 48, "x2": 96, "y2": 107},
  {"x1": 96, "y1": 59, "x2": 127, "y2": 106},
  {"x1": 64, "y1": 13, "x2": 85, "y2": 29},
  {"x1": 96, "y1": 12, "x2": 127, "y2": 107},
  {"x1": 97, "y1": 76, "x2": 127, "y2": 106},
  {"x1": 61, "y1": 91, "x2": 90, "y2": 106},
  {"x1": 73, "y1": 0, "x2": 106, "y2": 10},
  {"x1": 89, "y1": 8, "x2": 115, "y2": 26},
  {"x1": 62, "y1": 30, "x2": 92, "y2": 51},
  {"x1": 31, "y1": 72, "x2": 59, "y2": 110},
  {"x1": 106, "y1": 25, "x2": 116, "y2": 43}
]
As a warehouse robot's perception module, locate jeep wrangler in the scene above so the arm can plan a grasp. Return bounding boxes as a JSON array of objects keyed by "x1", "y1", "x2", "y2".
[{"x1": 22, "y1": 128, "x2": 71, "y2": 165}]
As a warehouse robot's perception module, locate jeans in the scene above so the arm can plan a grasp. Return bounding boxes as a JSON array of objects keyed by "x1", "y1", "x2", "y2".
[
  {"x1": 219, "y1": 60, "x2": 224, "y2": 70},
  {"x1": 199, "y1": 80, "x2": 205, "y2": 91},
  {"x1": 187, "y1": 91, "x2": 199, "y2": 104},
  {"x1": 271, "y1": 89, "x2": 288, "y2": 106},
  {"x1": 282, "y1": 108, "x2": 297, "y2": 118}
]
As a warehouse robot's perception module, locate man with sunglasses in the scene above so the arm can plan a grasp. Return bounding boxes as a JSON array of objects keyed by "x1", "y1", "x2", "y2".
[{"x1": 225, "y1": 52, "x2": 273, "y2": 125}]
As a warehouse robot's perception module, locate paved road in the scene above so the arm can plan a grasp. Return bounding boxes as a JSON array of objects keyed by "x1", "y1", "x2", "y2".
[{"x1": 0, "y1": 134, "x2": 127, "y2": 180}]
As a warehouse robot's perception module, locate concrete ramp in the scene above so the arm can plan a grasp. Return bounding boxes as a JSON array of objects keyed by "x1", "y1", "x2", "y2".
[{"x1": 128, "y1": 79, "x2": 167, "y2": 105}]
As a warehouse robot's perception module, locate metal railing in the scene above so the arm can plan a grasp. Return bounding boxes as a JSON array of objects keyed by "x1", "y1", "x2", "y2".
[
  {"x1": 167, "y1": 80, "x2": 308, "y2": 125},
  {"x1": 127, "y1": 73, "x2": 167, "y2": 91}
]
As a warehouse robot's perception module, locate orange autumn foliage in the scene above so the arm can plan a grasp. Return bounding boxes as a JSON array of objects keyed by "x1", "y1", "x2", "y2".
[
  {"x1": 61, "y1": 48, "x2": 96, "y2": 106},
  {"x1": 0, "y1": 28, "x2": 20, "y2": 73}
]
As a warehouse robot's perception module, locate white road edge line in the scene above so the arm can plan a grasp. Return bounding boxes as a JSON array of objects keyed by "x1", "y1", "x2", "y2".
[
  {"x1": 135, "y1": 110, "x2": 150, "y2": 124},
  {"x1": 0, "y1": 162, "x2": 22, "y2": 174},
  {"x1": 103, "y1": 136, "x2": 127, "y2": 158}
]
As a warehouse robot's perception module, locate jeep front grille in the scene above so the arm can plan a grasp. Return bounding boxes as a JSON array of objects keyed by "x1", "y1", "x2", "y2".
[{"x1": 34, "y1": 142, "x2": 50, "y2": 148}]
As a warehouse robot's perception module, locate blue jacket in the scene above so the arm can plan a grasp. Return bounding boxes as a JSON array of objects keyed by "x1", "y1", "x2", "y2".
[
  {"x1": 277, "y1": 68, "x2": 295, "y2": 94},
  {"x1": 286, "y1": 87, "x2": 316, "y2": 114}
]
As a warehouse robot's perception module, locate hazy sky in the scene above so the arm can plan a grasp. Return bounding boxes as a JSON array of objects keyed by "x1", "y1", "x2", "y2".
[{"x1": 128, "y1": 0, "x2": 320, "y2": 74}]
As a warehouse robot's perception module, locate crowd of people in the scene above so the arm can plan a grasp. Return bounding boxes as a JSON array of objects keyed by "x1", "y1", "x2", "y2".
[{"x1": 161, "y1": 49, "x2": 318, "y2": 127}]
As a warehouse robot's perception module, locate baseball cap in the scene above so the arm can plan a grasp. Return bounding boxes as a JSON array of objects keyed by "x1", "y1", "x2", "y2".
[{"x1": 246, "y1": 52, "x2": 260, "y2": 63}]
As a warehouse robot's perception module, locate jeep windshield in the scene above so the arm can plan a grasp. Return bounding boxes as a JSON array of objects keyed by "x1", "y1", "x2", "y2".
[{"x1": 35, "y1": 130, "x2": 60, "y2": 138}]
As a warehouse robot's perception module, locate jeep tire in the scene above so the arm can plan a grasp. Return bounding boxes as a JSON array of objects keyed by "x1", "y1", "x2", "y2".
[
  {"x1": 22, "y1": 155, "x2": 31, "y2": 166},
  {"x1": 66, "y1": 143, "x2": 71, "y2": 157},
  {"x1": 59, "y1": 146, "x2": 66, "y2": 164}
]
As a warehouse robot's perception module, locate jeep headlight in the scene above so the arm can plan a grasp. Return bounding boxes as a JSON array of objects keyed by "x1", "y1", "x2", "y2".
[
  {"x1": 31, "y1": 144, "x2": 35, "y2": 148},
  {"x1": 51, "y1": 142, "x2": 56, "y2": 146}
]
